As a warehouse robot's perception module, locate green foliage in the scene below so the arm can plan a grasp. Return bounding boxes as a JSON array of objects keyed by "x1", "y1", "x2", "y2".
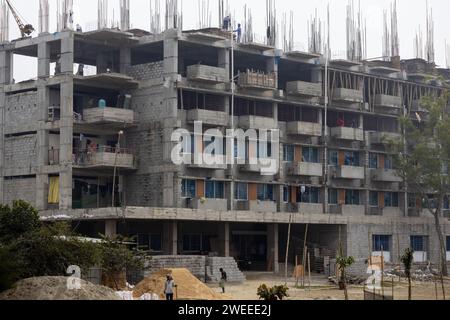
[
  {"x1": 0, "y1": 200, "x2": 42, "y2": 242},
  {"x1": 336, "y1": 255, "x2": 355, "y2": 269},
  {"x1": 98, "y1": 235, "x2": 146, "y2": 275},
  {"x1": 0, "y1": 244, "x2": 22, "y2": 291},
  {"x1": 401, "y1": 248, "x2": 414, "y2": 278},
  {"x1": 257, "y1": 284, "x2": 289, "y2": 301}
]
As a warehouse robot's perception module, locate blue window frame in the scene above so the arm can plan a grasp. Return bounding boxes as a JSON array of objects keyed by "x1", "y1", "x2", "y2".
[
  {"x1": 369, "y1": 191, "x2": 379, "y2": 207},
  {"x1": 303, "y1": 147, "x2": 319, "y2": 163},
  {"x1": 447, "y1": 236, "x2": 450, "y2": 251},
  {"x1": 329, "y1": 150, "x2": 338, "y2": 166},
  {"x1": 235, "y1": 183, "x2": 248, "y2": 200},
  {"x1": 283, "y1": 186, "x2": 290, "y2": 203},
  {"x1": 369, "y1": 153, "x2": 378, "y2": 169},
  {"x1": 411, "y1": 236, "x2": 426, "y2": 252},
  {"x1": 298, "y1": 187, "x2": 320, "y2": 204},
  {"x1": 283, "y1": 145, "x2": 295, "y2": 162},
  {"x1": 257, "y1": 184, "x2": 274, "y2": 201},
  {"x1": 373, "y1": 235, "x2": 391, "y2": 252},
  {"x1": 181, "y1": 179, "x2": 196, "y2": 198},
  {"x1": 344, "y1": 151, "x2": 360, "y2": 166},
  {"x1": 345, "y1": 190, "x2": 360, "y2": 205},
  {"x1": 328, "y1": 189, "x2": 338, "y2": 205},
  {"x1": 384, "y1": 192, "x2": 399, "y2": 207},
  {"x1": 205, "y1": 181, "x2": 225, "y2": 199}
]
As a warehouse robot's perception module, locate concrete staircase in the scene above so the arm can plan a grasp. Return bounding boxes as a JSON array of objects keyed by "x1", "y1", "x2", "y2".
[{"x1": 206, "y1": 257, "x2": 247, "y2": 283}]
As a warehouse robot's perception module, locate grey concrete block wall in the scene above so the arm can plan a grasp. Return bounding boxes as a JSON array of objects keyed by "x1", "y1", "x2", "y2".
[
  {"x1": 4, "y1": 92, "x2": 38, "y2": 132},
  {"x1": 3, "y1": 177, "x2": 36, "y2": 206},
  {"x1": 144, "y1": 255, "x2": 245, "y2": 283},
  {"x1": 126, "y1": 61, "x2": 164, "y2": 81},
  {"x1": 4, "y1": 134, "x2": 37, "y2": 175}
]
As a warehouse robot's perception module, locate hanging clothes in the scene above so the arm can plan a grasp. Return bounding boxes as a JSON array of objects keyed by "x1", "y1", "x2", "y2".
[{"x1": 48, "y1": 177, "x2": 60, "y2": 204}]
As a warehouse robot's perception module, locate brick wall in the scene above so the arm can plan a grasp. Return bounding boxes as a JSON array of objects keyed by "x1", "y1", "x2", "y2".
[
  {"x1": 127, "y1": 61, "x2": 164, "y2": 81},
  {"x1": 4, "y1": 134, "x2": 37, "y2": 175},
  {"x1": 3, "y1": 177, "x2": 36, "y2": 206},
  {"x1": 5, "y1": 92, "x2": 39, "y2": 130}
]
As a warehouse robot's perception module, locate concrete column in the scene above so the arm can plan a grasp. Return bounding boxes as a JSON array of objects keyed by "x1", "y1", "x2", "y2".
[
  {"x1": 266, "y1": 56, "x2": 278, "y2": 90},
  {"x1": 163, "y1": 172, "x2": 174, "y2": 207},
  {"x1": 171, "y1": 221, "x2": 178, "y2": 255},
  {"x1": 219, "y1": 222, "x2": 230, "y2": 257},
  {"x1": 218, "y1": 48, "x2": 230, "y2": 114},
  {"x1": 267, "y1": 224, "x2": 279, "y2": 273},
  {"x1": 36, "y1": 84, "x2": 50, "y2": 210},
  {"x1": 119, "y1": 48, "x2": 131, "y2": 74},
  {"x1": 105, "y1": 220, "x2": 118, "y2": 237},
  {"x1": 0, "y1": 51, "x2": 12, "y2": 85},
  {"x1": 38, "y1": 42, "x2": 51, "y2": 78},
  {"x1": 60, "y1": 34, "x2": 74, "y2": 75},
  {"x1": 0, "y1": 89, "x2": 4, "y2": 204},
  {"x1": 311, "y1": 67, "x2": 323, "y2": 83},
  {"x1": 59, "y1": 80, "x2": 73, "y2": 209}
]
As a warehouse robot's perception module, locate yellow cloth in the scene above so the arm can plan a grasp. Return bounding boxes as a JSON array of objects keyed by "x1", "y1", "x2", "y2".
[{"x1": 48, "y1": 177, "x2": 60, "y2": 204}]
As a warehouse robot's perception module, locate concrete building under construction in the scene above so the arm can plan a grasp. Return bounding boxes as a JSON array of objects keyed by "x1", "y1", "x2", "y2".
[{"x1": 1, "y1": 22, "x2": 450, "y2": 274}]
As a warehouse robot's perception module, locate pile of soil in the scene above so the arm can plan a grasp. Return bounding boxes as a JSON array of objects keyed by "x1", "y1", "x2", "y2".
[
  {"x1": 133, "y1": 268, "x2": 224, "y2": 300},
  {"x1": 0, "y1": 277, "x2": 120, "y2": 300}
]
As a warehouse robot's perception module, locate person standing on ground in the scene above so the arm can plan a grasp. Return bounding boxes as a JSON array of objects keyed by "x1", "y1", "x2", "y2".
[
  {"x1": 164, "y1": 275, "x2": 176, "y2": 300},
  {"x1": 219, "y1": 268, "x2": 227, "y2": 294}
]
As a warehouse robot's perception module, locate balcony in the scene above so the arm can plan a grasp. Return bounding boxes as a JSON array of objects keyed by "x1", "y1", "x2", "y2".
[
  {"x1": 332, "y1": 166, "x2": 365, "y2": 180},
  {"x1": 332, "y1": 88, "x2": 364, "y2": 103},
  {"x1": 235, "y1": 200, "x2": 277, "y2": 213},
  {"x1": 411, "y1": 100, "x2": 429, "y2": 114},
  {"x1": 369, "y1": 131, "x2": 401, "y2": 145},
  {"x1": 286, "y1": 121, "x2": 322, "y2": 137},
  {"x1": 187, "y1": 154, "x2": 228, "y2": 170},
  {"x1": 187, "y1": 65, "x2": 227, "y2": 84},
  {"x1": 373, "y1": 94, "x2": 403, "y2": 115},
  {"x1": 288, "y1": 162, "x2": 323, "y2": 177},
  {"x1": 240, "y1": 158, "x2": 276, "y2": 175},
  {"x1": 239, "y1": 115, "x2": 278, "y2": 130},
  {"x1": 367, "y1": 207, "x2": 383, "y2": 216},
  {"x1": 329, "y1": 204, "x2": 365, "y2": 216},
  {"x1": 288, "y1": 203, "x2": 323, "y2": 214},
  {"x1": 330, "y1": 127, "x2": 364, "y2": 141},
  {"x1": 73, "y1": 146, "x2": 135, "y2": 170},
  {"x1": 189, "y1": 198, "x2": 228, "y2": 211},
  {"x1": 371, "y1": 169, "x2": 402, "y2": 182},
  {"x1": 82, "y1": 107, "x2": 136, "y2": 127},
  {"x1": 237, "y1": 70, "x2": 277, "y2": 90},
  {"x1": 286, "y1": 81, "x2": 322, "y2": 97},
  {"x1": 187, "y1": 109, "x2": 229, "y2": 127}
]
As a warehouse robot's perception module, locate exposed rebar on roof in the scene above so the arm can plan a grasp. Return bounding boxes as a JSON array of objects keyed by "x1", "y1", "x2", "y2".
[
  {"x1": 38, "y1": 0, "x2": 49, "y2": 34},
  {"x1": 120, "y1": 0, "x2": 130, "y2": 31},
  {"x1": 0, "y1": 0, "x2": 9, "y2": 42},
  {"x1": 98, "y1": 0, "x2": 108, "y2": 30}
]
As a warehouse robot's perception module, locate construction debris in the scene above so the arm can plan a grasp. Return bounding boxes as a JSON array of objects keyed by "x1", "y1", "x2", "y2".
[
  {"x1": 328, "y1": 276, "x2": 367, "y2": 286},
  {"x1": 133, "y1": 268, "x2": 225, "y2": 300},
  {"x1": 0, "y1": 277, "x2": 120, "y2": 300}
]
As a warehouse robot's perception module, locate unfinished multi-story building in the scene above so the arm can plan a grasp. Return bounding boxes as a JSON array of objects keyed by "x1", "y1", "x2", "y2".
[{"x1": 1, "y1": 26, "x2": 450, "y2": 274}]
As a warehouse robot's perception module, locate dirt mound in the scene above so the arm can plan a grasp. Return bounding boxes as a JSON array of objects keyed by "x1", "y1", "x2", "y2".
[
  {"x1": 133, "y1": 268, "x2": 224, "y2": 300},
  {"x1": 0, "y1": 276, "x2": 121, "y2": 300}
]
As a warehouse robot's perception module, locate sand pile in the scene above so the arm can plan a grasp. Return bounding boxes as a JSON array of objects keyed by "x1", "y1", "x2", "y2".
[
  {"x1": 0, "y1": 276, "x2": 121, "y2": 300},
  {"x1": 133, "y1": 268, "x2": 224, "y2": 300}
]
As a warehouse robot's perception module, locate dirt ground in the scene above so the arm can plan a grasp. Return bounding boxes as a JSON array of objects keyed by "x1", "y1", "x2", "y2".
[{"x1": 207, "y1": 272, "x2": 450, "y2": 300}]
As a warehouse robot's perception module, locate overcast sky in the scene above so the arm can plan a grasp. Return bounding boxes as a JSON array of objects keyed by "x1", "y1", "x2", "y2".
[{"x1": 7, "y1": 0, "x2": 450, "y2": 81}]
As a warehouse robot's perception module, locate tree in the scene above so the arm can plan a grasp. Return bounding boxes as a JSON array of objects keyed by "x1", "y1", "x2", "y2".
[
  {"x1": 401, "y1": 248, "x2": 414, "y2": 300},
  {"x1": 336, "y1": 253, "x2": 355, "y2": 301},
  {"x1": 0, "y1": 200, "x2": 42, "y2": 242},
  {"x1": 386, "y1": 90, "x2": 450, "y2": 276}
]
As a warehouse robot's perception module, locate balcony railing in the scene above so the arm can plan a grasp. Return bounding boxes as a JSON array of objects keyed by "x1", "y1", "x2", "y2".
[
  {"x1": 330, "y1": 126, "x2": 364, "y2": 141},
  {"x1": 73, "y1": 146, "x2": 134, "y2": 169},
  {"x1": 288, "y1": 162, "x2": 323, "y2": 177},
  {"x1": 286, "y1": 81, "x2": 322, "y2": 97},
  {"x1": 286, "y1": 121, "x2": 322, "y2": 137},
  {"x1": 186, "y1": 109, "x2": 229, "y2": 127},
  {"x1": 332, "y1": 166, "x2": 365, "y2": 180},
  {"x1": 237, "y1": 70, "x2": 277, "y2": 90},
  {"x1": 187, "y1": 65, "x2": 227, "y2": 84}
]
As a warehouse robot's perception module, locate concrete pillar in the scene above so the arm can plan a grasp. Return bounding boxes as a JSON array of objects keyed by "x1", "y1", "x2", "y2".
[
  {"x1": 0, "y1": 50, "x2": 12, "y2": 85},
  {"x1": 0, "y1": 89, "x2": 4, "y2": 204},
  {"x1": 59, "y1": 80, "x2": 73, "y2": 209},
  {"x1": 171, "y1": 221, "x2": 178, "y2": 255},
  {"x1": 163, "y1": 172, "x2": 174, "y2": 207},
  {"x1": 38, "y1": 42, "x2": 51, "y2": 78},
  {"x1": 119, "y1": 48, "x2": 131, "y2": 74},
  {"x1": 218, "y1": 48, "x2": 230, "y2": 114},
  {"x1": 105, "y1": 220, "x2": 118, "y2": 237},
  {"x1": 60, "y1": 34, "x2": 74, "y2": 75},
  {"x1": 267, "y1": 224, "x2": 279, "y2": 273},
  {"x1": 311, "y1": 67, "x2": 323, "y2": 83},
  {"x1": 219, "y1": 222, "x2": 230, "y2": 257}
]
